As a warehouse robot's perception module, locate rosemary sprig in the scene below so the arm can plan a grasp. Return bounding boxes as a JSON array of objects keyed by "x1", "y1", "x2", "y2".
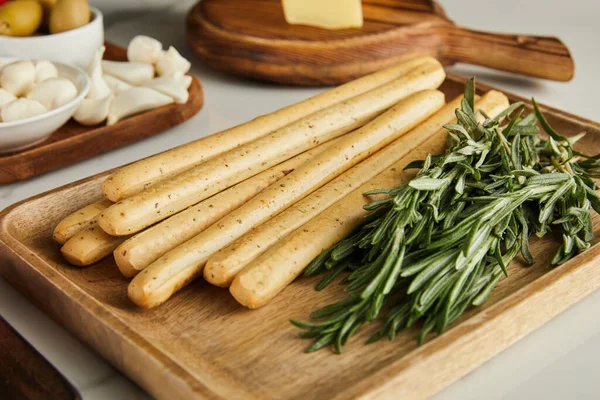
[{"x1": 293, "y1": 80, "x2": 600, "y2": 353}]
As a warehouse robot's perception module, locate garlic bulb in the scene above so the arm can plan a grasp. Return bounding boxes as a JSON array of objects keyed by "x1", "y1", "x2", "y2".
[
  {"x1": 103, "y1": 74, "x2": 132, "y2": 95},
  {"x1": 34, "y1": 60, "x2": 58, "y2": 83},
  {"x1": 87, "y1": 46, "x2": 112, "y2": 100},
  {"x1": 155, "y1": 47, "x2": 191, "y2": 77},
  {"x1": 1, "y1": 98, "x2": 47, "y2": 122},
  {"x1": 74, "y1": 95, "x2": 112, "y2": 126},
  {"x1": 143, "y1": 75, "x2": 189, "y2": 104},
  {"x1": 127, "y1": 35, "x2": 164, "y2": 64},
  {"x1": 0, "y1": 88, "x2": 16, "y2": 108},
  {"x1": 101, "y1": 61, "x2": 154, "y2": 86},
  {"x1": 107, "y1": 87, "x2": 173, "y2": 125},
  {"x1": 0, "y1": 60, "x2": 36, "y2": 96},
  {"x1": 26, "y1": 77, "x2": 78, "y2": 110}
]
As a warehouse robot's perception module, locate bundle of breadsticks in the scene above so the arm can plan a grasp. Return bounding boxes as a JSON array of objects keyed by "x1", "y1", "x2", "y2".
[{"x1": 53, "y1": 56, "x2": 509, "y2": 310}]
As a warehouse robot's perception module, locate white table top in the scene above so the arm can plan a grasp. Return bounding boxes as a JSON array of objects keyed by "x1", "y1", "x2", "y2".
[{"x1": 1, "y1": 0, "x2": 599, "y2": 398}]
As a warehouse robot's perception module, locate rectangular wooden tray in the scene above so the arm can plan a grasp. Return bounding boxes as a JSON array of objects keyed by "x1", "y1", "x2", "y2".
[
  {"x1": 0, "y1": 42, "x2": 204, "y2": 184},
  {"x1": 1, "y1": 76, "x2": 599, "y2": 400}
]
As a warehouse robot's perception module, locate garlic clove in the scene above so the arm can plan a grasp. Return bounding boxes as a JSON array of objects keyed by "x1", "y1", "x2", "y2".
[
  {"x1": 34, "y1": 60, "x2": 58, "y2": 83},
  {"x1": 87, "y1": 46, "x2": 112, "y2": 100},
  {"x1": 127, "y1": 35, "x2": 164, "y2": 64},
  {"x1": 74, "y1": 94, "x2": 112, "y2": 126},
  {"x1": 103, "y1": 74, "x2": 132, "y2": 95},
  {"x1": 0, "y1": 60, "x2": 36, "y2": 97},
  {"x1": 26, "y1": 77, "x2": 78, "y2": 110},
  {"x1": 101, "y1": 61, "x2": 154, "y2": 86},
  {"x1": 107, "y1": 87, "x2": 173, "y2": 125},
  {"x1": 1, "y1": 98, "x2": 47, "y2": 122},
  {"x1": 155, "y1": 46, "x2": 191, "y2": 77},
  {"x1": 0, "y1": 88, "x2": 16, "y2": 108},
  {"x1": 143, "y1": 75, "x2": 189, "y2": 104}
]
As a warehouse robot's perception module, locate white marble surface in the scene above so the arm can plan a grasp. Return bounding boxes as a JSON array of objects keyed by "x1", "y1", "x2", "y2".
[{"x1": 1, "y1": 0, "x2": 600, "y2": 398}]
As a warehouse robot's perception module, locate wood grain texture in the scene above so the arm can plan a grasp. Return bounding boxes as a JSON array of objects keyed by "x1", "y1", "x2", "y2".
[
  {"x1": 0, "y1": 42, "x2": 204, "y2": 184},
  {"x1": 186, "y1": 0, "x2": 574, "y2": 85},
  {"x1": 0, "y1": 317, "x2": 80, "y2": 400},
  {"x1": 0, "y1": 76, "x2": 599, "y2": 400}
]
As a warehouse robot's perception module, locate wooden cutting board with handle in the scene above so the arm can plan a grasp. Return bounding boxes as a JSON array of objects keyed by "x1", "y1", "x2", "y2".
[{"x1": 187, "y1": 0, "x2": 574, "y2": 85}]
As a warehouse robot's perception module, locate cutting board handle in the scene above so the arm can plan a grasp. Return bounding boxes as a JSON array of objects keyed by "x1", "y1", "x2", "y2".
[{"x1": 443, "y1": 26, "x2": 575, "y2": 81}]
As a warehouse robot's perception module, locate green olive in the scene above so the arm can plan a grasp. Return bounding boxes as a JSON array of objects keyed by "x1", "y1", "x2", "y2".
[
  {"x1": 0, "y1": 0, "x2": 43, "y2": 37},
  {"x1": 49, "y1": 0, "x2": 90, "y2": 34}
]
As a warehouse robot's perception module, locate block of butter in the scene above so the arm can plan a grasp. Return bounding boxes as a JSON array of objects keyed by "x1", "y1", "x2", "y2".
[{"x1": 282, "y1": 0, "x2": 363, "y2": 30}]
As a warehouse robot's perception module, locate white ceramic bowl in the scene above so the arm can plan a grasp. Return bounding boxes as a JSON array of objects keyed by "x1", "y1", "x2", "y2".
[
  {"x1": 0, "y1": 7, "x2": 104, "y2": 69},
  {"x1": 0, "y1": 60, "x2": 90, "y2": 154}
]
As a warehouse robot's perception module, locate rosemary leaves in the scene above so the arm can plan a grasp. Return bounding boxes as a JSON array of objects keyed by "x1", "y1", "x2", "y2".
[{"x1": 292, "y1": 79, "x2": 600, "y2": 353}]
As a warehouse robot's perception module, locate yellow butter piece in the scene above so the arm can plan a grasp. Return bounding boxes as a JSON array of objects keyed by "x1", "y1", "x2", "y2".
[{"x1": 282, "y1": 0, "x2": 363, "y2": 30}]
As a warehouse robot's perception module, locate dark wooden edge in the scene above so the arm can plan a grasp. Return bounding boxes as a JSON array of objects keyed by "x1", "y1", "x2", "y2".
[
  {"x1": 0, "y1": 43, "x2": 205, "y2": 184},
  {"x1": 0, "y1": 317, "x2": 82, "y2": 400},
  {"x1": 0, "y1": 75, "x2": 599, "y2": 399}
]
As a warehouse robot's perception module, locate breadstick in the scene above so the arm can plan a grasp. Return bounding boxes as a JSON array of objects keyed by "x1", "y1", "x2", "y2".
[
  {"x1": 53, "y1": 200, "x2": 113, "y2": 245},
  {"x1": 61, "y1": 224, "x2": 127, "y2": 267}
]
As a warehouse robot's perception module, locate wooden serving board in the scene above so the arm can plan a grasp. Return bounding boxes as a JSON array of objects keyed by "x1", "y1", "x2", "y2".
[
  {"x1": 1, "y1": 76, "x2": 599, "y2": 399},
  {"x1": 0, "y1": 42, "x2": 204, "y2": 184},
  {"x1": 186, "y1": 0, "x2": 574, "y2": 86},
  {"x1": 0, "y1": 317, "x2": 80, "y2": 400}
]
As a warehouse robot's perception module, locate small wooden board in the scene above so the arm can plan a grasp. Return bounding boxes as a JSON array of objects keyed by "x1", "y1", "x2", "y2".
[
  {"x1": 0, "y1": 42, "x2": 204, "y2": 184},
  {"x1": 0, "y1": 317, "x2": 80, "y2": 400},
  {"x1": 0, "y1": 76, "x2": 599, "y2": 400},
  {"x1": 186, "y1": 0, "x2": 574, "y2": 86}
]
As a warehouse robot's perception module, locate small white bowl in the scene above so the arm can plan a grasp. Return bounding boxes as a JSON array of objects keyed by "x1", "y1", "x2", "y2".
[
  {"x1": 0, "y1": 60, "x2": 90, "y2": 154},
  {"x1": 0, "y1": 7, "x2": 104, "y2": 69}
]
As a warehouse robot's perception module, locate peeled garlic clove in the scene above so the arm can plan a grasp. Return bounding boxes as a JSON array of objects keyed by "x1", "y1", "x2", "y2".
[
  {"x1": 26, "y1": 77, "x2": 78, "y2": 110},
  {"x1": 34, "y1": 60, "x2": 58, "y2": 83},
  {"x1": 107, "y1": 87, "x2": 173, "y2": 125},
  {"x1": 155, "y1": 46, "x2": 191, "y2": 77},
  {"x1": 0, "y1": 60, "x2": 36, "y2": 96},
  {"x1": 103, "y1": 74, "x2": 132, "y2": 95},
  {"x1": 101, "y1": 61, "x2": 154, "y2": 85},
  {"x1": 0, "y1": 88, "x2": 16, "y2": 108},
  {"x1": 143, "y1": 76, "x2": 189, "y2": 104},
  {"x1": 87, "y1": 46, "x2": 112, "y2": 100},
  {"x1": 127, "y1": 35, "x2": 163, "y2": 64},
  {"x1": 74, "y1": 95, "x2": 112, "y2": 126},
  {"x1": 1, "y1": 98, "x2": 47, "y2": 122}
]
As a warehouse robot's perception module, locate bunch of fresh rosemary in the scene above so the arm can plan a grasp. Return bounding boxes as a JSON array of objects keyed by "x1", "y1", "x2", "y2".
[{"x1": 292, "y1": 79, "x2": 600, "y2": 353}]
